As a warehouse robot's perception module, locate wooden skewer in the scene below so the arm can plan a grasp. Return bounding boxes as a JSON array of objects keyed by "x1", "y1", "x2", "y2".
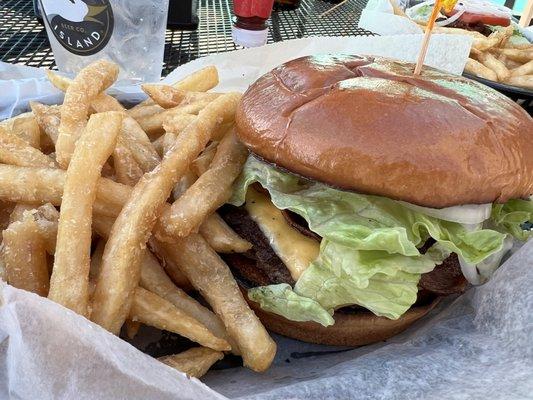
[
  {"x1": 518, "y1": 0, "x2": 533, "y2": 28},
  {"x1": 319, "y1": 0, "x2": 350, "y2": 18},
  {"x1": 414, "y1": 0, "x2": 443, "y2": 75}
]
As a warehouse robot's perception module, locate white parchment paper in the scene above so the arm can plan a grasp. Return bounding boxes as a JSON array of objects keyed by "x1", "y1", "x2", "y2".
[
  {"x1": 359, "y1": 0, "x2": 424, "y2": 35},
  {"x1": 2, "y1": 36, "x2": 531, "y2": 400}
]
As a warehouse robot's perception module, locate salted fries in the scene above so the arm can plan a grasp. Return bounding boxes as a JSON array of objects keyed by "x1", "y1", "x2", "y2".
[
  {"x1": 0, "y1": 60, "x2": 275, "y2": 378},
  {"x1": 441, "y1": 27, "x2": 533, "y2": 88},
  {"x1": 443, "y1": 28, "x2": 533, "y2": 88}
]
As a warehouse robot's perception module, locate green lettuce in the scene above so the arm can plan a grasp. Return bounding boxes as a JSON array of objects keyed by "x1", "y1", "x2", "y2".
[
  {"x1": 230, "y1": 156, "x2": 512, "y2": 321},
  {"x1": 248, "y1": 284, "x2": 335, "y2": 326},
  {"x1": 491, "y1": 199, "x2": 533, "y2": 241}
]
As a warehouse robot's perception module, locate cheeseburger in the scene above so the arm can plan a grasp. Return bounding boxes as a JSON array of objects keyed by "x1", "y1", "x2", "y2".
[{"x1": 220, "y1": 55, "x2": 533, "y2": 346}]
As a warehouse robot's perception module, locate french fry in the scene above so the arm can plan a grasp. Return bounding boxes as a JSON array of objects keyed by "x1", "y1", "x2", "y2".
[
  {"x1": 46, "y1": 69, "x2": 70, "y2": 91},
  {"x1": 140, "y1": 84, "x2": 184, "y2": 108},
  {"x1": 56, "y1": 60, "x2": 119, "y2": 168},
  {"x1": 152, "y1": 234, "x2": 276, "y2": 372},
  {"x1": 91, "y1": 93, "x2": 241, "y2": 334},
  {"x1": 472, "y1": 26, "x2": 514, "y2": 51},
  {"x1": 120, "y1": 116, "x2": 160, "y2": 172},
  {"x1": 47, "y1": 74, "x2": 160, "y2": 173},
  {"x1": 131, "y1": 66, "x2": 219, "y2": 109},
  {"x1": 9, "y1": 203, "x2": 37, "y2": 223},
  {"x1": 130, "y1": 287, "x2": 231, "y2": 351},
  {"x1": 89, "y1": 238, "x2": 106, "y2": 300},
  {"x1": 472, "y1": 36, "x2": 501, "y2": 52},
  {"x1": 171, "y1": 169, "x2": 197, "y2": 200},
  {"x1": 198, "y1": 213, "x2": 252, "y2": 254},
  {"x1": 127, "y1": 104, "x2": 164, "y2": 121},
  {"x1": 477, "y1": 52, "x2": 511, "y2": 81},
  {"x1": 159, "y1": 347, "x2": 224, "y2": 378},
  {"x1": 503, "y1": 58, "x2": 522, "y2": 69},
  {"x1": 0, "y1": 165, "x2": 129, "y2": 217},
  {"x1": 464, "y1": 58, "x2": 498, "y2": 81},
  {"x1": 0, "y1": 166, "x2": 248, "y2": 257},
  {"x1": 2, "y1": 214, "x2": 49, "y2": 296},
  {"x1": 90, "y1": 94, "x2": 125, "y2": 113},
  {"x1": 48, "y1": 112, "x2": 122, "y2": 316},
  {"x1": 47, "y1": 69, "x2": 125, "y2": 115},
  {"x1": 492, "y1": 48, "x2": 533, "y2": 63},
  {"x1": 158, "y1": 131, "x2": 248, "y2": 238},
  {"x1": 90, "y1": 213, "x2": 195, "y2": 292},
  {"x1": 32, "y1": 203, "x2": 59, "y2": 255},
  {"x1": 161, "y1": 113, "x2": 197, "y2": 136},
  {"x1": 0, "y1": 256, "x2": 6, "y2": 282},
  {"x1": 490, "y1": 25, "x2": 514, "y2": 47},
  {"x1": 30, "y1": 102, "x2": 61, "y2": 145},
  {"x1": 113, "y1": 136, "x2": 144, "y2": 186},
  {"x1": 162, "y1": 131, "x2": 178, "y2": 156},
  {"x1": 140, "y1": 250, "x2": 235, "y2": 349},
  {"x1": 0, "y1": 125, "x2": 56, "y2": 168},
  {"x1": 136, "y1": 104, "x2": 209, "y2": 136},
  {"x1": 504, "y1": 42, "x2": 533, "y2": 50},
  {"x1": 137, "y1": 100, "x2": 218, "y2": 138},
  {"x1": 169, "y1": 66, "x2": 219, "y2": 92},
  {"x1": 142, "y1": 84, "x2": 221, "y2": 109},
  {"x1": 0, "y1": 201, "x2": 15, "y2": 231},
  {"x1": 0, "y1": 113, "x2": 41, "y2": 149},
  {"x1": 8, "y1": 203, "x2": 58, "y2": 254},
  {"x1": 506, "y1": 75, "x2": 533, "y2": 89},
  {"x1": 510, "y1": 60, "x2": 533, "y2": 77},
  {"x1": 91, "y1": 214, "x2": 114, "y2": 239},
  {"x1": 128, "y1": 65, "x2": 219, "y2": 126},
  {"x1": 152, "y1": 246, "x2": 193, "y2": 290},
  {"x1": 191, "y1": 141, "x2": 218, "y2": 176},
  {"x1": 152, "y1": 135, "x2": 166, "y2": 157}
]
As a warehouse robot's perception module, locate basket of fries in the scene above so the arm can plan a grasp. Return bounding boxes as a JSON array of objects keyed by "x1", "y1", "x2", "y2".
[
  {"x1": 403, "y1": 0, "x2": 533, "y2": 96},
  {"x1": 0, "y1": 60, "x2": 277, "y2": 377}
]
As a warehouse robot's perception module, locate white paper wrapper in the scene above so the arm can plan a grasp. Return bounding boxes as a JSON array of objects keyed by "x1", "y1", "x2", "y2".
[
  {"x1": 359, "y1": 0, "x2": 424, "y2": 35},
  {"x1": 1, "y1": 36, "x2": 530, "y2": 400}
]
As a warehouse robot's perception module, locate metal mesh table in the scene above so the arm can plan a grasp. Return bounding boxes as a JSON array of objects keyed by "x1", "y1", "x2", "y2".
[{"x1": 0, "y1": 0, "x2": 373, "y2": 76}]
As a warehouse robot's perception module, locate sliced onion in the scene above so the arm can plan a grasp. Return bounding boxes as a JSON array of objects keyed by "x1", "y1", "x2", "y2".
[
  {"x1": 459, "y1": 237, "x2": 513, "y2": 285},
  {"x1": 399, "y1": 201, "x2": 493, "y2": 224},
  {"x1": 436, "y1": 5, "x2": 466, "y2": 26}
]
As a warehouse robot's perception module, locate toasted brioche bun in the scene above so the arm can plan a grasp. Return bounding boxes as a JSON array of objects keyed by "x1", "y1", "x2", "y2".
[{"x1": 236, "y1": 55, "x2": 533, "y2": 208}]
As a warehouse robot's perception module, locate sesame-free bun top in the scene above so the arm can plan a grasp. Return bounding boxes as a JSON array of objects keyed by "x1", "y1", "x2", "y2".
[{"x1": 235, "y1": 55, "x2": 533, "y2": 208}]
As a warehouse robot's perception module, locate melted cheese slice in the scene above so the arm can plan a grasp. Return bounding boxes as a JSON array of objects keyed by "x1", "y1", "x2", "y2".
[{"x1": 245, "y1": 188, "x2": 319, "y2": 280}]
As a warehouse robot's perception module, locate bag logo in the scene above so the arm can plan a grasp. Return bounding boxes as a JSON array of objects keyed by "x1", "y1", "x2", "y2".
[{"x1": 40, "y1": 0, "x2": 114, "y2": 56}]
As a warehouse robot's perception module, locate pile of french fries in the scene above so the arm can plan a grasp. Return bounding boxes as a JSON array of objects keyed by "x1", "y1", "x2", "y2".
[
  {"x1": 0, "y1": 60, "x2": 277, "y2": 378},
  {"x1": 458, "y1": 25, "x2": 533, "y2": 89}
]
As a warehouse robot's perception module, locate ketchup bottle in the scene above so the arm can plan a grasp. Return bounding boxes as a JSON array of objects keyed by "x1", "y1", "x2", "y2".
[{"x1": 232, "y1": 0, "x2": 275, "y2": 48}]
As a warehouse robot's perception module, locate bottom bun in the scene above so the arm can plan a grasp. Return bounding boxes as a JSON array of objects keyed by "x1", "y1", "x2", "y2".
[{"x1": 245, "y1": 293, "x2": 441, "y2": 347}]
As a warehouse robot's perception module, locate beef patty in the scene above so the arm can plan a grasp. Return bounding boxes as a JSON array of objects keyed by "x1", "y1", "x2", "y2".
[{"x1": 218, "y1": 204, "x2": 468, "y2": 312}]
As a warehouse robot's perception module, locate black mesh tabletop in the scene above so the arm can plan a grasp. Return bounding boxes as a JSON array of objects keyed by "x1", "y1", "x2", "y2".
[{"x1": 0, "y1": 0, "x2": 373, "y2": 76}]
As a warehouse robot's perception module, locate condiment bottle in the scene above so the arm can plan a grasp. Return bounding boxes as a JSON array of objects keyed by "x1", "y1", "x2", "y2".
[{"x1": 232, "y1": 0, "x2": 275, "y2": 47}]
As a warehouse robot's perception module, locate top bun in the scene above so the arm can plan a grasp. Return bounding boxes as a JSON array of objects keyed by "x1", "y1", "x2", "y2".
[{"x1": 235, "y1": 55, "x2": 533, "y2": 208}]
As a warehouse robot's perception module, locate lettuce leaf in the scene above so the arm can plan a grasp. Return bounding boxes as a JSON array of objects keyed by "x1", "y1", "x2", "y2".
[
  {"x1": 491, "y1": 199, "x2": 533, "y2": 241},
  {"x1": 248, "y1": 283, "x2": 335, "y2": 327},
  {"x1": 231, "y1": 156, "x2": 509, "y2": 321}
]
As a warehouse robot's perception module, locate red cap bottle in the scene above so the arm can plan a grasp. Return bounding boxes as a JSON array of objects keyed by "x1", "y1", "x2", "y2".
[{"x1": 232, "y1": 0, "x2": 275, "y2": 47}]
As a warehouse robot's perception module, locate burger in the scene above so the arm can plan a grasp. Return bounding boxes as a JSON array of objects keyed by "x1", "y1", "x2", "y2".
[{"x1": 219, "y1": 55, "x2": 533, "y2": 346}]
